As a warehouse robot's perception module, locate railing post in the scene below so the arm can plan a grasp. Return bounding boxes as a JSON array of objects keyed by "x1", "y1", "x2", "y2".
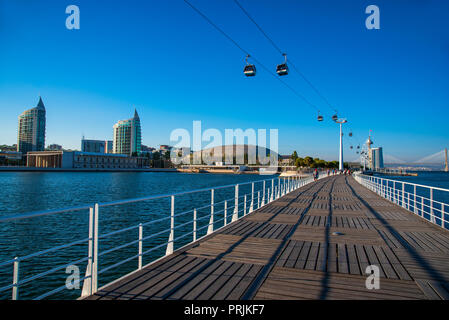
[
  {"x1": 166, "y1": 195, "x2": 175, "y2": 255},
  {"x1": 257, "y1": 191, "x2": 260, "y2": 209},
  {"x1": 232, "y1": 184, "x2": 239, "y2": 222},
  {"x1": 414, "y1": 185, "x2": 417, "y2": 214},
  {"x1": 207, "y1": 189, "x2": 214, "y2": 235},
  {"x1": 430, "y1": 188, "x2": 435, "y2": 224},
  {"x1": 244, "y1": 195, "x2": 247, "y2": 216},
  {"x1": 261, "y1": 181, "x2": 266, "y2": 206},
  {"x1": 393, "y1": 181, "x2": 397, "y2": 204},
  {"x1": 193, "y1": 208, "x2": 197, "y2": 241},
  {"x1": 249, "y1": 182, "x2": 254, "y2": 213},
  {"x1": 138, "y1": 223, "x2": 143, "y2": 270},
  {"x1": 402, "y1": 183, "x2": 405, "y2": 208},
  {"x1": 92, "y1": 203, "x2": 99, "y2": 294},
  {"x1": 421, "y1": 196, "x2": 424, "y2": 218},
  {"x1": 81, "y1": 207, "x2": 94, "y2": 298},
  {"x1": 12, "y1": 257, "x2": 19, "y2": 300},
  {"x1": 270, "y1": 179, "x2": 274, "y2": 202},
  {"x1": 407, "y1": 190, "x2": 410, "y2": 210},
  {"x1": 442, "y1": 204, "x2": 446, "y2": 229},
  {"x1": 223, "y1": 202, "x2": 227, "y2": 227},
  {"x1": 276, "y1": 178, "x2": 281, "y2": 199}
]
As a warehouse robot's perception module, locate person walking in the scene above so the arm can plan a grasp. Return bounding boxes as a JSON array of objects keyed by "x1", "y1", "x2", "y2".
[{"x1": 313, "y1": 168, "x2": 319, "y2": 181}]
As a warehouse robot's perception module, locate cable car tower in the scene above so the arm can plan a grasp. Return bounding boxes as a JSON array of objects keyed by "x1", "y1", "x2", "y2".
[{"x1": 334, "y1": 117, "x2": 347, "y2": 171}]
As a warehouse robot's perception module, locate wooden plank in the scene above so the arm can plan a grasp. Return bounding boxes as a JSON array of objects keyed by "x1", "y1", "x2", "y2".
[
  {"x1": 148, "y1": 257, "x2": 212, "y2": 299},
  {"x1": 305, "y1": 242, "x2": 319, "y2": 270},
  {"x1": 226, "y1": 264, "x2": 262, "y2": 299},
  {"x1": 315, "y1": 242, "x2": 327, "y2": 272},
  {"x1": 346, "y1": 244, "x2": 361, "y2": 275},
  {"x1": 295, "y1": 241, "x2": 311, "y2": 269},
  {"x1": 337, "y1": 243, "x2": 349, "y2": 274},
  {"x1": 211, "y1": 263, "x2": 253, "y2": 300},
  {"x1": 168, "y1": 260, "x2": 226, "y2": 299},
  {"x1": 327, "y1": 243, "x2": 338, "y2": 273}
]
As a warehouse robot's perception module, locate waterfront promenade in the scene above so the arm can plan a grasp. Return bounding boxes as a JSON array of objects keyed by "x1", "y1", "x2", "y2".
[{"x1": 85, "y1": 175, "x2": 449, "y2": 300}]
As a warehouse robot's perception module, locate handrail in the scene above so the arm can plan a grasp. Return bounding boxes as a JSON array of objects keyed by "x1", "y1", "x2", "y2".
[
  {"x1": 364, "y1": 174, "x2": 449, "y2": 193},
  {"x1": 354, "y1": 173, "x2": 448, "y2": 230},
  {"x1": 0, "y1": 174, "x2": 319, "y2": 300}
]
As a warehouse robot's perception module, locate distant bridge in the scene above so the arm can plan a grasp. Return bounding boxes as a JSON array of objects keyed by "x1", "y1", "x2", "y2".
[{"x1": 381, "y1": 149, "x2": 448, "y2": 171}]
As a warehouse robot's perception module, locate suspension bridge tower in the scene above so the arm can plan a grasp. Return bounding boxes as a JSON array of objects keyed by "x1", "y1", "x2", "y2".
[{"x1": 445, "y1": 148, "x2": 448, "y2": 172}]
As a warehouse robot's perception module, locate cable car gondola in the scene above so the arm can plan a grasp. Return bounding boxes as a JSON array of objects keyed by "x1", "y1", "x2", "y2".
[
  {"x1": 317, "y1": 111, "x2": 323, "y2": 122},
  {"x1": 276, "y1": 53, "x2": 289, "y2": 76},
  {"x1": 243, "y1": 55, "x2": 256, "y2": 77},
  {"x1": 350, "y1": 146, "x2": 353, "y2": 149},
  {"x1": 349, "y1": 132, "x2": 353, "y2": 137},
  {"x1": 357, "y1": 145, "x2": 360, "y2": 149},
  {"x1": 332, "y1": 114, "x2": 338, "y2": 121}
]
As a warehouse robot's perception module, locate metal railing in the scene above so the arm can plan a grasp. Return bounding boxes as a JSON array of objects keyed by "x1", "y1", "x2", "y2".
[
  {"x1": 354, "y1": 173, "x2": 449, "y2": 230},
  {"x1": 0, "y1": 174, "x2": 316, "y2": 300}
]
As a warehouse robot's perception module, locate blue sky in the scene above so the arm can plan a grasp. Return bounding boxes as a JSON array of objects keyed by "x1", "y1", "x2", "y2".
[{"x1": 0, "y1": 0, "x2": 448, "y2": 162}]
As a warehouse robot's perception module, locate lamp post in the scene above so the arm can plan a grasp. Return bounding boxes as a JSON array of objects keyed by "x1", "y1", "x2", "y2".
[{"x1": 335, "y1": 118, "x2": 347, "y2": 171}]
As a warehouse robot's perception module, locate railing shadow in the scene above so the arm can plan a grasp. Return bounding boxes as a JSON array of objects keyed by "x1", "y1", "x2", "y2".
[{"x1": 347, "y1": 176, "x2": 447, "y2": 283}]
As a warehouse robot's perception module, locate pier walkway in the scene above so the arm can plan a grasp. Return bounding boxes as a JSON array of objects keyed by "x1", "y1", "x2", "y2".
[{"x1": 86, "y1": 175, "x2": 449, "y2": 300}]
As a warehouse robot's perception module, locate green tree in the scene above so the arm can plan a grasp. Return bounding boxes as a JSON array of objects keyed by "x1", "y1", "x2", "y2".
[
  {"x1": 295, "y1": 157, "x2": 304, "y2": 167},
  {"x1": 304, "y1": 156, "x2": 313, "y2": 167},
  {"x1": 291, "y1": 151, "x2": 298, "y2": 162}
]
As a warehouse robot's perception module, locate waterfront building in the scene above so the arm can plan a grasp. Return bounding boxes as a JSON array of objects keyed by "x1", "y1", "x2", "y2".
[
  {"x1": 279, "y1": 155, "x2": 294, "y2": 166},
  {"x1": 159, "y1": 145, "x2": 172, "y2": 152},
  {"x1": 47, "y1": 144, "x2": 63, "y2": 151},
  {"x1": 370, "y1": 147, "x2": 384, "y2": 170},
  {"x1": 26, "y1": 151, "x2": 149, "y2": 169},
  {"x1": 141, "y1": 145, "x2": 156, "y2": 152},
  {"x1": 81, "y1": 139, "x2": 113, "y2": 153},
  {"x1": 0, "y1": 151, "x2": 22, "y2": 161},
  {"x1": 0, "y1": 151, "x2": 23, "y2": 166},
  {"x1": 113, "y1": 110, "x2": 142, "y2": 156},
  {"x1": 17, "y1": 97, "x2": 46, "y2": 153}
]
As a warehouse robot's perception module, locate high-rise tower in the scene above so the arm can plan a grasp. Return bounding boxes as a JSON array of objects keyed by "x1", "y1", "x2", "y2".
[
  {"x1": 17, "y1": 97, "x2": 46, "y2": 153},
  {"x1": 113, "y1": 109, "x2": 142, "y2": 156},
  {"x1": 366, "y1": 131, "x2": 374, "y2": 169}
]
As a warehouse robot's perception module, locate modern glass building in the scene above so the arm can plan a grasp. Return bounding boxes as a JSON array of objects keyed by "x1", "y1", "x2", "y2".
[
  {"x1": 113, "y1": 109, "x2": 142, "y2": 156},
  {"x1": 81, "y1": 139, "x2": 113, "y2": 153},
  {"x1": 370, "y1": 147, "x2": 384, "y2": 170},
  {"x1": 17, "y1": 97, "x2": 46, "y2": 153}
]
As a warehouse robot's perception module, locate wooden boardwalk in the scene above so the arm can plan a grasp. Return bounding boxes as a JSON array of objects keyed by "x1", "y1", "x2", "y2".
[{"x1": 86, "y1": 176, "x2": 449, "y2": 300}]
